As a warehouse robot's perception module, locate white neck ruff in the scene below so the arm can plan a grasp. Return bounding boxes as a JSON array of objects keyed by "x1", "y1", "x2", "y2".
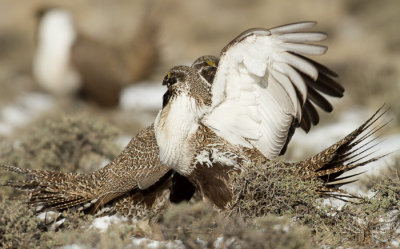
[{"x1": 154, "y1": 95, "x2": 205, "y2": 175}]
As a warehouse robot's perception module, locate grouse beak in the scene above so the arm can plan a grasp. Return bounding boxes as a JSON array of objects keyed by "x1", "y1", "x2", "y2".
[{"x1": 162, "y1": 72, "x2": 177, "y2": 87}]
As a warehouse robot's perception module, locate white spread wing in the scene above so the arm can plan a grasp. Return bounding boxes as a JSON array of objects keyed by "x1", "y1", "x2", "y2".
[{"x1": 203, "y1": 22, "x2": 336, "y2": 158}]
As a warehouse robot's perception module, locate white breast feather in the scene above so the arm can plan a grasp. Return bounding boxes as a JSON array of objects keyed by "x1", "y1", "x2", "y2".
[{"x1": 154, "y1": 95, "x2": 205, "y2": 175}]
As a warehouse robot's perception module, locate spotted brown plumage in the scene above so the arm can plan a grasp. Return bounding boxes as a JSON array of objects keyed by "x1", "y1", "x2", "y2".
[
  {"x1": 191, "y1": 55, "x2": 219, "y2": 85},
  {"x1": 1, "y1": 22, "x2": 387, "y2": 220},
  {"x1": 154, "y1": 31, "x2": 384, "y2": 209},
  {"x1": 1, "y1": 126, "x2": 171, "y2": 218},
  {"x1": 158, "y1": 99, "x2": 386, "y2": 209},
  {"x1": 0, "y1": 56, "x2": 214, "y2": 219},
  {"x1": 1, "y1": 103, "x2": 387, "y2": 216}
]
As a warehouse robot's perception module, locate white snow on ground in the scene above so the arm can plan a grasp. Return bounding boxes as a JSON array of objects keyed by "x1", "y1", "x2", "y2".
[
  {"x1": 0, "y1": 92, "x2": 54, "y2": 136},
  {"x1": 17, "y1": 92, "x2": 54, "y2": 112},
  {"x1": 120, "y1": 82, "x2": 166, "y2": 111},
  {"x1": 90, "y1": 216, "x2": 186, "y2": 248},
  {"x1": 90, "y1": 215, "x2": 127, "y2": 232},
  {"x1": 132, "y1": 238, "x2": 185, "y2": 249},
  {"x1": 214, "y1": 236, "x2": 237, "y2": 249},
  {"x1": 60, "y1": 236, "x2": 186, "y2": 249},
  {"x1": 119, "y1": 60, "x2": 192, "y2": 112},
  {"x1": 60, "y1": 244, "x2": 87, "y2": 249},
  {"x1": 0, "y1": 83, "x2": 165, "y2": 137}
]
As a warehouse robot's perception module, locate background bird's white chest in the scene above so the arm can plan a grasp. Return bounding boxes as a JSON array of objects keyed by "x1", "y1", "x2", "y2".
[{"x1": 33, "y1": 10, "x2": 81, "y2": 95}]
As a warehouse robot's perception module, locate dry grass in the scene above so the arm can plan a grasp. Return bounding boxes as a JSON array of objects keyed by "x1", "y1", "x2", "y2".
[
  {"x1": 229, "y1": 159, "x2": 400, "y2": 248},
  {"x1": 0, "y1": 0, "x2": 399, "y2": 248},
  {"x1": 229, "y1": 161, "x2": 323, "y2": 220},
  {"x1": 1, "y1": 145, "x2": 400, "y2": 248},
  {"x1": 160, "y1": 202, "x2": 314, "y2": 249},
  {"x1": 0, "y1": 115, "x2": 121, "y2": 198},
  {"x1": 0, "y1": 199, "x2": 48, "y2": 248},
  {"x1": 0, "y1": 115, "x2": 120, "y2": 173},
  {"x1": 157, "y1": 158, "x2": 400, "y2": 248}
]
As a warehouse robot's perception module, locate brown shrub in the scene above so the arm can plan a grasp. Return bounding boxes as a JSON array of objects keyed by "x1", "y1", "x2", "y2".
[{"x1": 0, "y1": 115, "x2": 120, "y2": 173}]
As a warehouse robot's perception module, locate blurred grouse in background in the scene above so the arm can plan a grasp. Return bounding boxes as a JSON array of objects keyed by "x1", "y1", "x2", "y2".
[{"x1": 33, "y1": 5, "x2": 160, "y2": 107}]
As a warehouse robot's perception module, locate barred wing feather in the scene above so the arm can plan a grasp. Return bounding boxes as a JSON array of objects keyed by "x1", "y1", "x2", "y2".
[{"x1": 203, "y1": 22, "x2": 341, "y2": 158}]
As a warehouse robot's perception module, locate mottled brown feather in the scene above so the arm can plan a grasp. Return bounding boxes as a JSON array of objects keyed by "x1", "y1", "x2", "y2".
[{"x1": 1, "y1": 125, "x2": 172, "y2": 218}]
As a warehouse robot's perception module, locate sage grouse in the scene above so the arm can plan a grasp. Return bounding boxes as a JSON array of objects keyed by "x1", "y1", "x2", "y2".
[
  {"x1": 1, "y1": 110, "x2": 385, "y2": 216},
  {"x1": 0, "y1": 56, "x2": 220, "y2": 220},
  {"x1": 33, "y1": 6, "x2": 159, "y2": 107},
  {"x1": 153, "y1": 22, "x2": 380, "y2": 209},
  {"x1": 2, "y1": 22, "x2": 383, "y2": 219}
]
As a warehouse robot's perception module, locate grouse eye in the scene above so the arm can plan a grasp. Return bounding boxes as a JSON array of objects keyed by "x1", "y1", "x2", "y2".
[{"x1": 205, "y1": 60, "x2": 216, "y2": 67}]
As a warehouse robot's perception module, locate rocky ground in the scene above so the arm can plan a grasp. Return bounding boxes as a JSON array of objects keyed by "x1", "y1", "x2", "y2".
[{"x1": 0, "y1": 0, "x2": 399, "y2": 248}]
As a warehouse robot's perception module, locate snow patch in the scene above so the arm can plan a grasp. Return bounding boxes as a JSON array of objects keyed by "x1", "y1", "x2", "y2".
[
  {"x1": 17, "y1": 92, "x2": 54, "y2": 112},
  {"x1": 120, "y1": 82, "x2": 166, "y2": 111},
  {"x1": 90, "y1": 215, "x2": 127, "y2": 232},
  {"x1": 2, "y1": 106, "x2": 31, "y2": 126},
  {"x1": 213, "y1": 237, "x2": 225, "y2": 248},
  {"x1": 0, "y1": 92, "x2": 54, "y2": 136},
  {"x1": 60, "y1": 244, "x2": 87, "y2": 249},
  {"x1": 131, "y1": 238, "x2": 185, "y2": 249},
  {"x1": 213, "y1": 236, "x2": 237, "y2": 249}
]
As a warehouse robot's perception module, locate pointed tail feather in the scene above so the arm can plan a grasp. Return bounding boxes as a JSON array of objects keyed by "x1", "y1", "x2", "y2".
[
  {"x1": 296, "y1": 106, "x2": 389, "y2": 193},
  {"x1": 1, "y1": 164, "x2": 100, "y2": 212}
]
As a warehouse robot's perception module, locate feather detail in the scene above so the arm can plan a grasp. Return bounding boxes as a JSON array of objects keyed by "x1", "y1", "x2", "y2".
[
  {"x1": 269, "y1": 21, "x2": 317, "y2": 34},
  {"x1": 278, "y1": 32, "x2": 327, "y2": 43},
  {"x1": 279, "y1": 43, "x2": 328, "y2": 56},
  {"x1": 277, "y1": 52, "x2": 318, "y2": 80},
  {"x1": 273, "y1": 62, "x2": 307, "y2": 104},
  {"x1": 207, "y1": 21, "x2": 342, "y2": 159}
]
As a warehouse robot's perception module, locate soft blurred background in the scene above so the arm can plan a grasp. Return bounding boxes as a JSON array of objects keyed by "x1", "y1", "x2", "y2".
[
  {"x1": 0, "y1": 0, "x2": 399, "y2": 179},
  {"x1": 0, "y1": 1, "x2": 400, "y2": 247}
]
